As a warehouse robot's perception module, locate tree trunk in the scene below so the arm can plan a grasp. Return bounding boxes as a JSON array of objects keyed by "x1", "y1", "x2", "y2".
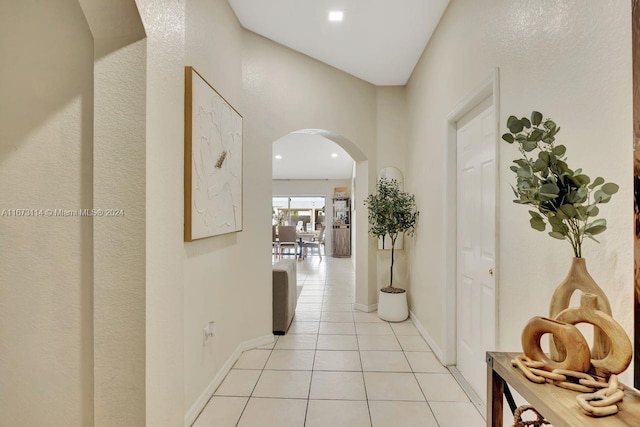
[{"x1": 390, "y1": 234, "x2": 396, "y2": 288}]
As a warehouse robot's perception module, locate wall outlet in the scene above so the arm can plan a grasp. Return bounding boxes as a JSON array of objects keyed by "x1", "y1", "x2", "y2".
[{"x1": 203, "y1": 321, "x2": 216, "y2": 343}]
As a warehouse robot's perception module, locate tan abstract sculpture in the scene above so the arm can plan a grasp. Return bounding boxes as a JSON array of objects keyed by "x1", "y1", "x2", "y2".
[
  {"x1": 555, "y1": 293, "x2": 632, "y2": 377},
  {"x1": 522, "y1": 316, "x2": 591, "y2": 372}
]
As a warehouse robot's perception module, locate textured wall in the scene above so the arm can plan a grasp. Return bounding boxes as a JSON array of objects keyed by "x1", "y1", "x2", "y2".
[
  {"x1": 183, "y1": 0, "x2": 267, "y2": 413},
  {"x1": 135, "y1": 0, "x2": 187, "y2": 425},
  {"x1": 0, "y1": 1, "x2": 94, "y2": 425},
  {"x1": 242, "y1": 30, "x2": 380, "y2": 309},
  {"x1": 406, "y1": 0, "x2": 633, "y2": 381},
  {"x1": 138, "y1": 0, "x2": 383, "y2": 420},
  {"x1": 181, "y1": 0, "x2": 381, "y2": 413},
  {"x1": 92, "y1": 37, "x2": 146, "y2": 427},
  {"x1": 375, "y1": 87, "x2": 410, "y2": 293}
]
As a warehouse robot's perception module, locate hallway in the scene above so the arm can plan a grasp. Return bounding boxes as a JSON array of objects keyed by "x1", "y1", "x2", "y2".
[{"x1": 193, "y1": 257, "x2": 483, "y2": 426}]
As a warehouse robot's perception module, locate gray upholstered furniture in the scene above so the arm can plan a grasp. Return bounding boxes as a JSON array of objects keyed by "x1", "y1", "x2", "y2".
[{"x1": 272, "y1": 258, "x2": 297, "y2": 334}]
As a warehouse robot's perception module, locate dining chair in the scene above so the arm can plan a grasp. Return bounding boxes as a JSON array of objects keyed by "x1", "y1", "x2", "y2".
[
  {"x1": 302, "y1": 226, "x2": 325, "y2": 260},
  {"x1": 278, "y1": 225, "x2": 298, "y2": 258}
]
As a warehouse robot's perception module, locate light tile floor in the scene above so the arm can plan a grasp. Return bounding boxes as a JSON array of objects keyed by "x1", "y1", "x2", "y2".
[{"x1": 193, "y1": 257, "x2": 484, "y2": 427}]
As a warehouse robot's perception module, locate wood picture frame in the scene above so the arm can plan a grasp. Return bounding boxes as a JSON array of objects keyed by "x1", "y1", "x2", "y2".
[
  {"x1": 184, "y1": 66, "x2": 243, "y2": 241},
  {"x1": 632, "y1": 0, "x2": 640, "y2": 388}
]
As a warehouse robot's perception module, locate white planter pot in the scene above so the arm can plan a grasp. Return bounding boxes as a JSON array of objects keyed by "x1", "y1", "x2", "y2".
[{"x1": 377, "y1": 290, "x2": 408, "y2": 322}]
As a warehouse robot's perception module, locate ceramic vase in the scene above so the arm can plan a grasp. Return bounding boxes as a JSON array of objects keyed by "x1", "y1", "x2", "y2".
[{"x1": 549, "y1": 257, "x2": 612, "y2": 361}]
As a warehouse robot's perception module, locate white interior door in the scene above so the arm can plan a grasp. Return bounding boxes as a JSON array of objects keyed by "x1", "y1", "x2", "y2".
[{"x1": 456, "y1": 99, "x2": 496, "y2": 404}]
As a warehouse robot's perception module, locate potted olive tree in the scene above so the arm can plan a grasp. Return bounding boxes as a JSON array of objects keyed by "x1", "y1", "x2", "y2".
[{"x1": 365, "y1": 177, "x2": 419, "y2": 321}]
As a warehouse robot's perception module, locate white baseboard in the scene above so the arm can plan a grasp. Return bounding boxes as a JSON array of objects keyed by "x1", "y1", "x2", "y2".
[
  {"x1": 353, "y1": 303, "x2": 378, "y2": 313},
  {"x1": 184, "y1": 334, "x2": 275, "y2": 427},
  {"x1": 409, "y1": 310, "x2": 444, "y2": 364}
]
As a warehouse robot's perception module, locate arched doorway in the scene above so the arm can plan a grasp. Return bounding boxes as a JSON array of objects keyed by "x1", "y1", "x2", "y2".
[{"x1": 271, "y1": 129, "x2": 375, "y2": 312}]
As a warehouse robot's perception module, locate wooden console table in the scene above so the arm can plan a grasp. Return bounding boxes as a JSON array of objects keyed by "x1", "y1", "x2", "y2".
[{"x1": 486, "y1": 351, "x2": 640, "y2": 426}]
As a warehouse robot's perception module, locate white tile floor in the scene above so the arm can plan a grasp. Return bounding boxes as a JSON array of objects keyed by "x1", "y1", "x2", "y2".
[{"x1": 193, "y1": 256, "x2": 484, "y2": 427}]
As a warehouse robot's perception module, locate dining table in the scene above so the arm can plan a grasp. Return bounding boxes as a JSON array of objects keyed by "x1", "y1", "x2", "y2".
[{"x1": 295, "y1": 231, "x2": 319, "y2": 259}]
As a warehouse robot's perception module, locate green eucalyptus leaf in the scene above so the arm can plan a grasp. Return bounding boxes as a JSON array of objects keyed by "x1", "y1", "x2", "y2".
[
  {"x1": 549, "y1": 231, "x2": 567, "y2": 240},
  {"x1": 555, "y1": 209, "x2": 568, "y2": 220},
  {"x1": 529, "y1": 211, "x2": 543, "y2": 219},
  {"x1": 517, "y1": 167, "x2": 532, "y2": 178},
  {"x1": 507, "y1": 116, "x2": 524, "y2": 133},
  {"x1": 532, "y1": 159, "x2": 547, "y2": 172},
  {"x1": 559, "y1": 204, "x2": 577, "y2": 218},
  {"x1": 588, "y1": 218, "x2": 606, "y2": 228},
  {"x1": 556, "y1": 160, "x2": 569, "y2": 173},
  {"x1": 522, "y1": 140, "x2": 538, "y2": 152},
  {"x1": 544, "y1": 120, "x2": 557, "y2": 131},
  {"x1": 576, "y1": 187, "x2": 588, "y2": 202},
  {"x1": 589, "y1": 177, "x2": 605, "y2": 189},
  {"x1": 530, "y1": 217, "x2": 546, "y2": 231},
  {"x1": 552, "y1": 145, "x2": 567, "y2": 157},
  {"x1": 521, "y1": 117, "x2": 532, "y2": 129},
  {"x1": 601, "y1": 183, "x2": 619, "y2": 195},
  {"x1": 574, "y1": 175, "x2": 590, "y2": 186},
  {"x1": 585, "y1": 224, "x2": 607, "y2": 236},
  {"x1": 502, "y1": 133, "x2": 515, "y2": 143},
  {"x1": 594, "y1": 190, "x2": 612, "y2": 203},
  {"x1": 529, "y1": 129, "x2": 544, "y2": 141},
  {"x1": 531, "y1": 111, "x2": 543, "y2": 126},
  {"x1": 538, "y1": 151, "x2": 550, "y2": 164},
  {"x1": 539, "y1": 183, "x2": 559, "y2": 196},
  {"x1": 586, "y1": 205, "x2": 600, "y2": 216}
]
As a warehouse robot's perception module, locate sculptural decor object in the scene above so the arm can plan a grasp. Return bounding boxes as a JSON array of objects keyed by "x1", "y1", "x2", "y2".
[
  {"x1": 555, "y1": 293, "x2": 632, "y2": 377},
  {"x1": 501, "y1": 111, "x2": 619, "y2": 362},
  {"x1": 521, "y1": 316, "x2": 590, "y2": 372},
  {"x1": 519, "y1": 293, "x2": 631, "y2": 380}
]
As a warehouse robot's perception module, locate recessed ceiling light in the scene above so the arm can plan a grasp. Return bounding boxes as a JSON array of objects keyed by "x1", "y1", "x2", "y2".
[
  {"x1": 331, "y1": 153, "x2": 338, "y2": 158},
  {"x1": 274, "y1": 155, "x2": 282, "y2": 160},
  {"x1": 328, "y1": 10, "x2": 344, "y2": 22}
]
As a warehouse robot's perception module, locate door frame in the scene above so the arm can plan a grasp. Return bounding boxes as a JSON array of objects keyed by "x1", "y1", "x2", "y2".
[{"x1": 441, "y1": 68, "x2": 501, "y2": 366}]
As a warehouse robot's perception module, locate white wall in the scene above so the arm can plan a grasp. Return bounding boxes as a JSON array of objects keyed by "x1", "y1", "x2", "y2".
[
  {"x1": 137, "y1": 0, "x2": 186, "y2": 425},
  {"x1": 92, "y1": 34, "x2": 147, "y2": 427},
  {"x1": 80, "y1": 1, "x2": 148, "y2": 424},
  {"x1": 242, "y1": 30, "x2": 380, "y2": 310},
  {"x1": 0, "y1": 1, "x2": 94, "y2": 425},
  {"x1": 376, "y1": 87, "x2": 410, "y2": 292},
  {"x1": 405, "y1": 0, "x2": 633, "y2": 382},
  {"x1": 183, "y1": 0, "x2": 273, "y2": 415},
  {"x1": 139, "y1": 0, "x2": 385, "y2": 422}
]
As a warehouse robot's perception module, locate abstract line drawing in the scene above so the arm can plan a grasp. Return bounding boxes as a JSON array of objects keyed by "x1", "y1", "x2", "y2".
[{"x1": 185, "y1": 67, "x2": 243, "y2": 241}]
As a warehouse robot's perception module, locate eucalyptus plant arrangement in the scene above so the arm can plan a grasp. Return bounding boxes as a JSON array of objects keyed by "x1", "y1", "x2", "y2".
[
  {"x1": 364, "y1": 178, "x2": 419, "y2": 293},
  {"x1": 502, "y1": 111, "x2": 619, "y2": 258}
]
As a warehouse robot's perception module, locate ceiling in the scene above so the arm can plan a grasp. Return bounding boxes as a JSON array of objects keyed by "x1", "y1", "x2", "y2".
[
  {"x1": 272, "y1": 133, "x2": 354, "y2": 180},
  {"x1": 227, "y1": 0, "x2": 451, "y2": 86}
]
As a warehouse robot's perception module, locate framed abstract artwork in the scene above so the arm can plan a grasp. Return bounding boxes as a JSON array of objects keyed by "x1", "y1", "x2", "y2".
[{"x1": 184, "y1": 66, "x2": 243, "y2": 241}]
